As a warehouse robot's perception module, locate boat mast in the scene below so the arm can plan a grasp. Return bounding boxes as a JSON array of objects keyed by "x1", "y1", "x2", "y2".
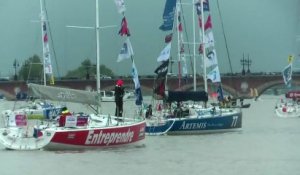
[
  {"x1": 96, "y1": 0, "x2": 101, "y2": 114},
  {"x1": 200, "y1": 0, "x2": 207, "y2": 92},
  {"x1": 192, "y1": 0, "x2": 197, "y2": 91},
  {"x1": 39, "y1": 0, "x2": 46, "y2": 86}
]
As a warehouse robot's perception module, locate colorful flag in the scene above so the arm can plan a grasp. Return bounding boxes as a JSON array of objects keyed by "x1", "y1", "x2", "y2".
[
  {"x1": 165, "y1": 33, "x2": 173, "y2": 43},
  {"x1": 288, "y1": 55, "x2": 294, "y2": 64},
  {"x1": 195, "y1": 0, "x2": 210, "y2": 15},
  {"x1": 114, "y1": 0, "x2": 126, "y2": 14},
  {"x1": 282, "y1": 63, "x2": 292, "y2": 86},
  {"x1": 207, "y1": 66, "x2": 221, "y2": 83},
  {"x1": 132, "y1": 61, "x2": 143, "y2": 105},
  {"x1": 204, "y1": 31, "x2": 215, "y2": 48},
  {"x1": 117, "y1": 38, "x2": 134, "y2": 62},
  {"x1": 205, "y1": 49, "x2": 218, "y2": 67},
  {"x1": 155, "y1": 60, "x2": 169, "y2": 78},
  {"x1": 42, "y1": 22, "x2": 53, "y2": 75},
  {"x1": 157, "y1": 43, "x2": 171, "y2": 62},
  {"x1": 118, "y1": 17, "x2": 130, "y2": 36},
  {"x1": 217, "y1": 83, "x2": 224, "y2": 101},
  {"x1": 159, "y1": 0, "x2": 177, "y2": 31},
  {"x1": 198, "y1": 15, "x2": 212, "y2": 31},
  {"x1": 154, "y1": 79, "x2": 166, "y2": 97}
]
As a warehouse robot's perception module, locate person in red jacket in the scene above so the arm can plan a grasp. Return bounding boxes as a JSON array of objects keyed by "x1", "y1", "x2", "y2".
[{"x1": 59, "y1": 107, "x2": 72, "y2": 127}]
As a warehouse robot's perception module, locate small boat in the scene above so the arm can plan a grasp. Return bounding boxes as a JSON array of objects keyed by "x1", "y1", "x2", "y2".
[
  {"x1": 2, "y1": 100, "x2": 63, "y2": 122},
  {"x1": 275, "y1": 92, "x2": 300, "y2": 118}
]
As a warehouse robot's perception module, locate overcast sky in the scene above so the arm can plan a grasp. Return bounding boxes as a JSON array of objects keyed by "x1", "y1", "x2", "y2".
[{"x1": 0, "y1": 0, "x2": 299, "y2": 78}]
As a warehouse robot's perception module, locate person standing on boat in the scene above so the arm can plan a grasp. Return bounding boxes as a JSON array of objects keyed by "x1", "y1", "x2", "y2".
[{"x1": 115, "y1": 79, "x2": 125, "y2": 117}]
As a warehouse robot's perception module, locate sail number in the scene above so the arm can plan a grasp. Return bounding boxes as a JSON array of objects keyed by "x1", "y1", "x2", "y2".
[{"x1": 231, "y1": 116, "x2": 238, "y2": 127}]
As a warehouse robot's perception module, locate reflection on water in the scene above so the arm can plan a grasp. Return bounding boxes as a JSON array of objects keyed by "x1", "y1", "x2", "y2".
[{"x1": 0, "y1": 95, "x2": 300, "y2": 175}]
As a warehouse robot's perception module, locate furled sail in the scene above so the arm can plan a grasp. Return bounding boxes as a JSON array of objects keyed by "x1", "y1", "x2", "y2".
[{"x1": 28, "y1": 83, "x2": 99, "y2": 105}]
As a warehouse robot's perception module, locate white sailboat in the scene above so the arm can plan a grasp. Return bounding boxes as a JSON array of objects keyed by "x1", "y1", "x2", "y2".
[
  {"x1": 145, "y1": 0, "x2": 242, "y2": 135},
  {"x1": 0, "y1": 0, "x2": 146, "y2": 150}
]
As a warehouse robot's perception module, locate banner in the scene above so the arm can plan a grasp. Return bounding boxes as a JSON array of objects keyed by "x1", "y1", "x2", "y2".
[
  {"x1": 117, "y1": 38, "x2": 134, "y2": 62},
  {"x1": 282, "y1": 63, "x2": 292, "y2": 86},
  {"x1": 42, "y1": 22, "x2": 53, "y2": 75},
  {"x1": 154, "y1": 60, "x2": 169, "y2": 78},
  {"x1": 132, "y1": 61, "x2": 143, "y2": 105},
  {"x1": 157, "y1": 43, "x2": 171, "y2": 62},
  {"x1": 114, "y1": 0, "x2": 126, "y2": 14},
  {"x1": 207, "y1": 66, "x2": 221, "y2": 83},
  {"x1": 205, "y1": 49, "x2": 218, "y2": 68},
  {"x1": 159, "y1": 0, "x2": 177, "y2": 31}
]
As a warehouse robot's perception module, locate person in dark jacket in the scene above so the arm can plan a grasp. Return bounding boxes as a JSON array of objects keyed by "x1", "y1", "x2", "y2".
[{"x1": 115, "y1": 79, "x2": 125, "y2": 117}]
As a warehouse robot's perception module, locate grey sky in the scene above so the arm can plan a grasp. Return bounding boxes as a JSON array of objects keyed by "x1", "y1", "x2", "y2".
[{"x1": 0, "y1": 0, "x2": 299, "y2": 77}]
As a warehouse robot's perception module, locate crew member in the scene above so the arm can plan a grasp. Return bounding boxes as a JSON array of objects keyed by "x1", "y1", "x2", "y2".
[
  {"x1": 115, "y1": 79, "x2": 125, "y2": 117},
  {"x1": 59, "y1": 106, "x2": 72, "y2": 127}
]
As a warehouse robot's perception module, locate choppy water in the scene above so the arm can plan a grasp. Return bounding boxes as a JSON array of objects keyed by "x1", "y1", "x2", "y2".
[{"x1": 0, "y1": 95, "x2": 299, "y2": 175}]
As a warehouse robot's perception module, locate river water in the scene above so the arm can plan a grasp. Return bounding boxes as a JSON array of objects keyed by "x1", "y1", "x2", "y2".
[{"x1": 0, "y1": 95, "x2": 299, "y2": 175}]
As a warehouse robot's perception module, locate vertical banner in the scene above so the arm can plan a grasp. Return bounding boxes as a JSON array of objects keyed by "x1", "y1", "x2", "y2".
[{"x1": 159, "y1": 0, "x2": 177, "y2": 31}]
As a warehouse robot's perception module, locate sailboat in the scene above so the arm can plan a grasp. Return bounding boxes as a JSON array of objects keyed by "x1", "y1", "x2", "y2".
[
  {"x1": 1, "y1": 0, "x2": 63, "y2": 123},
  {"x1": 275, "y1": 55, "x2": 300, "y2": 118},
  {"x1": 145, "y1": 0, "x2": 242, "y2": 135},
  {"x1": 0, "y1": 0, "x2": 146, "y2": 150}
]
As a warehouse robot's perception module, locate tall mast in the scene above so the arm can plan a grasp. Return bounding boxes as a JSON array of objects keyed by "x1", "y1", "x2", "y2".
[
  {"x1": 192, "y1": 0, "x2": 197, "y2": 91},
  {"x1": 200, "y1": 0, "x2": 207, "y2": 92},
  {"x1": 39, "y1": 0, "x2": 46, "y2": 86},
  {"x1": 96, "y1": 0, "x2": 101, "y2": 114}
]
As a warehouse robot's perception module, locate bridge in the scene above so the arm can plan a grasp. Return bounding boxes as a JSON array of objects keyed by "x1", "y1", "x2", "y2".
[{"x1": 0, "y1": 74, "x2": 298, "y2": 100}]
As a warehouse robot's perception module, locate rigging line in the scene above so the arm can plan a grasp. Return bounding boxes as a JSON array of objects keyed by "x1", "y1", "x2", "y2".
[
  {"x1": 43, "y1": 0, "x2": 61, "y2": 79},
  {"x1": 216, "y1": 0, "x2": 233, "y2": 74},
  {"x1": 179, "y1": 0, "x2": 194, "y2": 75}
]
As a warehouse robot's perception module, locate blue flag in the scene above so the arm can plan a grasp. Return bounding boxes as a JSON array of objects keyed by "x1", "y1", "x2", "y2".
[
  {"x1": 282, "y1": 63, "x2": 292, "y2": 87},
  {"x1": 217, "y1": 84, "x2": 224, "y2": 101},
  {"x1": 159, "y1": 0, "x2": 177, "y2": 31},
  {"x1": 132, "y1": 61, "x2": 143, "y2": 105}
]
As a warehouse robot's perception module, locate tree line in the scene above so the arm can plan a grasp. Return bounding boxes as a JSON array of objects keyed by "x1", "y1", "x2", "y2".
[{"x1": 17, "y1": 55, "x2": 114, "y2": 81}]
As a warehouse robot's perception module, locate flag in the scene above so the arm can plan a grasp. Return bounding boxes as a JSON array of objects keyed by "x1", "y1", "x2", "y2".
[
  {"x1": 154, "y1": 79, "x2": 165, "y2": 97},
  {"x1": 198, "y1": 15, "x2": 212, "y2": 31},
  {"x1": 131, "y1": 61, "x2": 143, "y2": 105},
  {"x1": 178, "y1": 13, "x2": 183, "y2": 32},
  {"x1": 165, "y1": 33, "x2": 173, "y2": 43},
  {"x1": 114, "y1": 0, "x2": 126, "y2": 14},
  {"x1": 157, "y1": 43, "x2": 171, "y2": 62},
  {"x1": 217, "y1": 83, "x2": 224, "y2": 101},
  {"x1": 205, "y1": 49, "x2": 218, "y2": 67},
  {"x1": 42, "y1": 22, "x2": 53, "y2": 75},
  {"x1": 207, "y1": 66, "x2": 221, "y2": 83},
  {"x1": 155, "y1": 60, "x2": 169, "y2": 78},
  {"x1": 118, "y1": 17, "x2": 130, "y2": 36},
  {"x1": 288, "y1": 55, "x2": 294, "y2": 64},
  {"x1": 195, "y1": 0, "x2": 210, "y2": 15},
  {"x1": 204, "y1": 31, "x2": 215, "y2": 48},
  {"x1": 117, "y1": 38, "x2": 134, "y2": 62},
  {"x1": 282, "y1": 63, "x2": 292, "y2": 86},
  {"x1": 159, "y1": 0, "x2": 177, "y2": 31}
]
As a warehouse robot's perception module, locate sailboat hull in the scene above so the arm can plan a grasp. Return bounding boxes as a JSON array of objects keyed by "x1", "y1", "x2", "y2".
[
  {"x1": 167, "y1": 112, "x2": 242, "y2": 135},
  {"x1": 43, "y1": 121, "x2": 146, "y2": 150},
  {"x1": 0, "y1": 120, "x2": 146, "y2": 150},
  {"x1": 146, "y1": 111, "x2": 242, "y2": 135}
]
